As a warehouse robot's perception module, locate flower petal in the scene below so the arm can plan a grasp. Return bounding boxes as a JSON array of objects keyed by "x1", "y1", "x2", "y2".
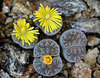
[{"x1": 28, "y1": 27, "x2": 34, "y2": 30}]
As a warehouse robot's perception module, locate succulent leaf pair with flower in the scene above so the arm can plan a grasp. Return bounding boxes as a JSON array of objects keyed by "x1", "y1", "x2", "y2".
[
  {"x1": 33, "y1": 4, "x2": 62, "y2": 35},
  {"x1": 12, "y1": 19, "x2": 39, "y2": 46},
  {"x1": 11, "y1": 19, "x2": 39, "y2": 49},
  {"x1": 33, "y1": 39, "x2": 63, "y2": 76}
]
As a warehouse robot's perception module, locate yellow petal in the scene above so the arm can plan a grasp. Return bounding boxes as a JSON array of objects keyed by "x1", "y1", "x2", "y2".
[
  {"x1": 33, "y1": 18, "x2": 40, "y2": 22},
  {"x1": 13, "y1": 23, "x2": 20, "y2": 32},
  {"x1": 40, "y1": 3, "x2": 44, "y2": 9},
  {"x1": 25, "y1": 37, "x2": 30, "y2": 45},
  {"x1": 22, "y1": 39, "x2": 24, "y2": 46},
  {"x1": 29, "y1": 30, "x2": 39, "y2": 34},
  {"x1": 45, "y1": 6, "x2": 50, "y2": 12},
  {"x1": 26, "y1": 23, "x2": 30, "y2": 29},
  {"x1": 22, "y1": 19, "x2": 26, "y2": 27},
  {"x1": 28, "y1": 27, "x2": 34, "y2": 30}
]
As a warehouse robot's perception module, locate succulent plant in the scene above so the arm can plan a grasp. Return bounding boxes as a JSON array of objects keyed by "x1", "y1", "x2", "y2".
[
  {"x1": 60, "y1": 29, "x2": 87, "y2": 62},
  {"x1": 33, "y1": 39, "x2": 63, "y2": 76},
  {"x1": 11, "y1": 19, "x2": 39, "y2": 49},
  {"x1": 33, "y1": 4, "x2": 62, "y2": 36}
]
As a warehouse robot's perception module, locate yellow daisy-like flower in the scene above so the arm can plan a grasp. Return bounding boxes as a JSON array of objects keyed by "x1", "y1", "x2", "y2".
[
  {"x1": 12, "y1": 19, "x2": 39, "y2": 46},
  {"x1": 42, "y1": 55, "x2": 52, "y2": 65},
  {"x1": 33, "y1": 4, "x2": 62, "y2": 33}
]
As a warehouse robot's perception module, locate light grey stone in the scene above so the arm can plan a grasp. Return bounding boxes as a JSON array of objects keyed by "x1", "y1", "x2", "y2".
[
  {"x1": 0, "y1": 69, "x2": 10, "y2": 78},
  {"x1": 71, "y1": 18, "x2": 100, "y2": 34},
  {"x1": 5, "y1": 17, "x2": 13, "y2": 25}
]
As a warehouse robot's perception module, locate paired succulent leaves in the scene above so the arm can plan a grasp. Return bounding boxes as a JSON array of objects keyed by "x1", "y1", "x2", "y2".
[
  {"x1": 12, "y1": 19, "x2": 39, "y2": 46},
  {"x1": 33, "y1": 39, "x2": 62, "y2": 76},
  {"x1": 33, "y1": 4, "x2": 62, "y2": 33}
]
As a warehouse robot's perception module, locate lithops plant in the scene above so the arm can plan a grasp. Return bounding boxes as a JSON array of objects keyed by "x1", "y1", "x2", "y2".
[
  {"x1": 11, "y1": 19, "x2": 39, "y2": 49},
  {"x1": 60, "y1": 29, "x2": 87, "y2": 62},
  {"x1": 33, "y1": 39, "x2": 63, "y2": 76},
  {"x1": 33, "y1": 4, "x2": 62, "y2": 36}
]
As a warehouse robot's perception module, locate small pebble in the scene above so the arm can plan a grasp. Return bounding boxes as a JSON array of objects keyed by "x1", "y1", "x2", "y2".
[
  {"x1": 12, "y1": 16, "x2": 18, "y2": 19},
  {"x1": 87, "y1": 36, "x2": 100, "y2": 46},
  {"x1": 0, "y1": 31, "x2": 5, "y2": 38},
  {"x1": 66, "y1": 62, "x2": 72, "y2": 68},
  {"x1": 5, "y1": 17, "x2": 13, "y2": 25},
  {"x1": 22, "y1": 15, "x2": 28, "y2": 19},
  {"x1": 2, "y1": 6, "x2": 10, "y2": 13},
  {"x1": 29, "y1": 14, "x2": 34, "y2": 19},
  {"x1": 56, "y1": 35, "x2": 60, "y2": 39},
  {"x1": 63, "y1": 70, "x2": 68, "y2": 78},
  {"x1": 74, "y1": 12, "x2": 82, "y2": 20},
  {"x1": 37, "y1": 75, "x2": 42, "y2": 78}
]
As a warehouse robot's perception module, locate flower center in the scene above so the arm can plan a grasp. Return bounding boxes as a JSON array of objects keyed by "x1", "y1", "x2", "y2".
[
  {"x1": 45, "y1": 13, "x2": 50, "y2": 19},
  {"x1": 42, "y1": 55, "x2": 52, "y2": 65},
  {"x1": 21, "y1": 27, "x2": 26, "y2": 34}
]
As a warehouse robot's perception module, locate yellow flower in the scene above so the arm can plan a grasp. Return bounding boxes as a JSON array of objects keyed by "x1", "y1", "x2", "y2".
[
  {"x1": 42, "y1": 55, "x2": 52, "y2": 65},
  {"x1": 33, "y1": 4, "x2": 62, "y2": 33},
  {"x1": 12, "y1": 19, "x2": 39, "y2": 46}
]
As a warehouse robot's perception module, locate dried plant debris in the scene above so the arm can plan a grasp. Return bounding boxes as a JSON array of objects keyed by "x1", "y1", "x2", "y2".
[
  {"x1": 60, "y1": 29, "x2": 87, "y2": 62},
  {"x1": 71, "y1": 18, "x2": 100, "y2": 34},
  {"x1": 34, "y1": 39, "x2": 60, "y2": 57},
  {"x1": 33, "y1": 56, "x2": 62, "y2": 76},
  {"x1": 86, "y1": 0, "x2": 100, "y2": 16},
  {"x1": 0, "y1": 43, "x2": 29, "y2": 77},
  {"x1": 0, "y1": 12, "x2": 7, "y2": 24},
  {"x1": 33, "y1": 39, "x2": 62, "y2": 76}
]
